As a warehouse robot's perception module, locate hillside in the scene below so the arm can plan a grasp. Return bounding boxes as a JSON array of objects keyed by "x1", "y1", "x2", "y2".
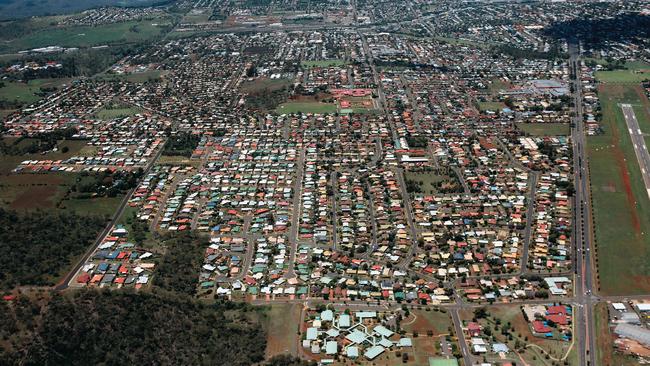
[{"x1": 0, "y1": 0, "x2": 173, "y2": 20}]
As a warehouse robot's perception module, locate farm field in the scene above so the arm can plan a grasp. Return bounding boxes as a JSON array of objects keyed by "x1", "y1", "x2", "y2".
[
  {"x1": 589, "y1": 84, "x2": 650, "y2": 295},
  {"x1": 276, "y1": 101, "x2": 337, "y2": 114},
  {"x1": 518, "y1": 123, "x2": 571, "y2": 136}
]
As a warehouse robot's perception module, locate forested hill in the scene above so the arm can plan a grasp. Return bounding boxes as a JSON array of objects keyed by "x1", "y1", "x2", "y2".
[
  {"x1": 0, "y1": 0, "x2": 174, "y2": 20},
  {"x1": 0, "y1": 290, "x2": 267, "y2": 365}
]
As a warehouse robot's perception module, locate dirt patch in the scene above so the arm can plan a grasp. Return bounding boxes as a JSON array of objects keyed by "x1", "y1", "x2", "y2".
[{"x1": 617, "y1": 338, "x2": 650, "y2": 357}]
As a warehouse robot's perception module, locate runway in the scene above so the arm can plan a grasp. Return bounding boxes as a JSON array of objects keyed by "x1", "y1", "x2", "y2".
[{"x1": 621, "y1": 104, "x2": 650, "y2": 200}]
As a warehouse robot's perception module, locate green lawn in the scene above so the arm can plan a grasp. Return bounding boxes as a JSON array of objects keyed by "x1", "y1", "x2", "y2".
[
  {"x1": 518, "y1": 123, "x2": 571, "y2": 136},
  {"x1": 276, "y1": 101, "x2": 337, "y2": 114},
  {"x1": 301, "y1": 60, "x2": 346, "y2": 68},
  {"x1": 0, "y1": 18, "x2": 171, "y2": 52},
  {"x1": 589, "y1": 84, "x2": 650, "y2": 295}
]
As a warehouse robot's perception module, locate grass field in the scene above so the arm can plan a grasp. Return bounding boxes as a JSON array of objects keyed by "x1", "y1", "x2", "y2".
[
  {"x1": 263, "y1": 304, "x2": 302, "y2": 358},
  {"x1": 157, "y1": 155, "x2": 200, "y2": 166},
  {"x1": 589, "y1": 84, "x2": 650, "y2": 295},
  {"x1": 301, "y1": 60, "x2": 347, "y2": 68},
  {"x1": 518, "y1": 123, "x2": 571, "y2": 136},
  {"x1": 0, "y1": 18, "x2": 171, "y2": 52},
  {"x1": 0, "y1": 173, "x2": 76, "y2": 210},
  {"x1": 596, "y1": 61, "x2": 650, "y2": 84},
  {"x1": 96, "y1": 70, "x2": 166, "y2": 83},
  {"x1": 59, "y1": 196, "x2": 123, "y2": 217},
  {"x1": 487, "y1": 79, "x2": 511, "y2": 95},
  {"x1": 477, "y1": 101, "x2": 504, "y2": 112},
  {"x1": 405, "y1": 170, "x2": 460, "y2": 195},
  {"x1": 181, "y1": 9, "x2": 212, "y2": 24},
  {"x1": 240, "y1": 77, "x2": 291, "y2": 93},
  {"x1": 0, "y1": 78, "x2": 72, "y2": 106},
  {"x1": 402, "y1": 308, "x2": 453, "y2": 336},
  {"x1": 95, "y1": 105, "x2": 142, "y2": 120},
  {"x1": 276, "y1": 101, "x2": 337, "y2": 114}
]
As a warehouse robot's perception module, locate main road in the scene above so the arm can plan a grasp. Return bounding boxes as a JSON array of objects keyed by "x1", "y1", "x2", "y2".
[
  {"x1": 622, "y1": 103, "x2": 650, "y2": 200},
  {"x1": 569, "y1": 39, "x2": 597, "y2": 366}
]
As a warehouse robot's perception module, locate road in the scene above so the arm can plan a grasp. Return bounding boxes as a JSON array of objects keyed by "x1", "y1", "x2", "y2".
[
  {"x1": 284, "y1": 147, "x2": 306, "y2": 279},
  {"x1": 520, "y1": 172, "x2": 538, "y2": 273},
  {"x1": 330, "y1": 170, "x2": 339, "y2": 250},
  {"x1": 450, "y1": 308, "x2": 472, "y2": 366},
  {"x1": 622, "y1": 103, "x2": 650, "y2": 200},
  {"x1": 569, "y1": 40, "x2": 597, "y2": 366}
]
